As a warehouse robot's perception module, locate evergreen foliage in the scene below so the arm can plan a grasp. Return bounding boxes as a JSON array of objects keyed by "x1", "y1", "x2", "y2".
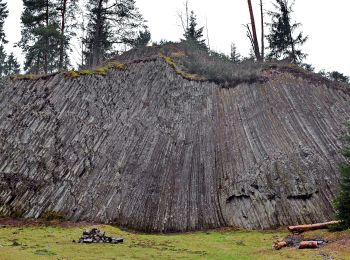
[
  {"x1": 182, "y1": 11, "x2": 207, "y2": 50},
  {"x1": 0, "y1": 1, "x2": 7, "y2": 78},
  {"x1": 333, "y1": 123, "x2": 350, "y2": 230},
  {"x1": 230, "y1": 43, "x2": 241, "y2": 63},
  {"x1": 266, "y1": 0, "x2": 308, "y2": 63},
  {"x1": 129, "y1": 29, "x2": 151, "y2": 48},
  {"x1": 19, "y1": 0, "x2": 61, "y2": 74},
  {"x1": 19, "y1": 0, "x2": 78, "y2": 74},
  {"x1": 83, "y1": 0, "x2": 146, "y2": 67},
  {"x1": 0, "y1": 0, "x2": 8, "y2": 44},
  {"x1": 328, "y1": 71, "x2": 349, "y2": 84},
  {"x1": 5, "y1": 52, "x2": 20, "y2": 75},
  {"x1": 57, "y1": 0, "x2": 80, "y2": 70}
]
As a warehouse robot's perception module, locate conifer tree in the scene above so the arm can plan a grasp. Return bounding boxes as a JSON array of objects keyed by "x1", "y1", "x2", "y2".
[
  {"x1": 57, "y1": 0, "x2": 79, "y2": 70},
  {"x1": 5, "y1": 53, "x2": 21, "y2": 75},
  {"x1": 0, "y1": 0, "x2": 8, "y2": 44},
  {"x1": 328, "y1": 71, "x2": 349, "y2": 84},
  {"x1": 129, "y1": 29, "x2": 151, "y2": 48},
  {"x1": 0, "y1": 1, "x2": 8, "y2": 78},
  {"x1": 83, "y1": 0, "x2": 146, "y2": 67},
  {"x1": 230, "y1": 43, "x2": 241, "y2": 63},
  {"x1": 19, "y1": 0, "x2": 61, "y2": 74},
  {"x1": 333, "y1": 124, "x2": 350, "y2": 230},
  {"x1": 266, "y1": 0, "x2": 308, "y2": 63},
  {"x1": 182, "y1": 10, "x2": 207, "y2": 49},
  {"x1": 19, "y1": 0, "x2": 77, "y2": 73},
  {"x1": 0, "y1": 45, "x2": 6, "y2": 77}
]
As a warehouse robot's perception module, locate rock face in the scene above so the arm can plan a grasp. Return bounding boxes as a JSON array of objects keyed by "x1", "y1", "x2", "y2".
[{"x1": 0, "y1": 57, "x2": 349, "y2": 232}]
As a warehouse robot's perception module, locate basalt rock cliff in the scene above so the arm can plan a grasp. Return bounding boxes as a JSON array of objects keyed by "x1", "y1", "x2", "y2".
[{"x1": 0, "y1": 47, "x2": 349, "y2": 232}]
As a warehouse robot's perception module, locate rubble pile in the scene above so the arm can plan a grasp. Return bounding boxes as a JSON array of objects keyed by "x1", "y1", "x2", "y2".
[
  {"x1": 273, "y1": 234, "x2": 328, "y2": 250},
  {"x1": 73, "y1": 228, "x2": 124, "y2": 244}
]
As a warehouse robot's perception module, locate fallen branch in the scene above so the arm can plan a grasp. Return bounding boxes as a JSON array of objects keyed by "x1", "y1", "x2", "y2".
[{"x1": 288, "y1": 221, "x2": 340, "y2": 233}]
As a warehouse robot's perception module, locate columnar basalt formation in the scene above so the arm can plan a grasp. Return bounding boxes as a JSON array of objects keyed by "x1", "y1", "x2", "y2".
[{"x1": 0, "y1": 56, "x2": 349, "y2": 232}]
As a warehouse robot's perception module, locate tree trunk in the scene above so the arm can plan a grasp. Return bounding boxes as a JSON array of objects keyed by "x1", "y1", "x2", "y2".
[
  {"x1": 288, "y1": 221, "x2": 340, "y2": 233},
  {"x1": 260, "y1": 0, "x2": 264, "y2": 61},
  {"x1": 92, "y1": 0, "x2": 103, "y2": 67},
  {"x1": 247, "y1": 0, "x2": 261, "y2": 61},
  {"x1": 59, "y1": 0, "x2": 68, "y2": 70},
  {"x1": 44, "y1": 0, "x2": 49, "y2": 74},
  {"x1": 289, "y1": 28, "x2": 296, "y2": 63},
  {"x1": 283, "y1": 0, "x2": 296, "y2": 62}
]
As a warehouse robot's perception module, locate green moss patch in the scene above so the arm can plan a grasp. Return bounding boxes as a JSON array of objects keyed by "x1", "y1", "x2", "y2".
[
  {"x1": 65, "y1": 61, "x2": 127, "y2": 78},
  {"x1": 162, "y1": 55, "x2": 204, "y2": 81},
  {"x1": 10, "y1": 74, "x2": 40, "y2": 81}
]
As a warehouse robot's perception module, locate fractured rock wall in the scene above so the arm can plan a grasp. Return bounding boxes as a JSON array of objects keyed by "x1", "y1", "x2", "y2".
[{"x1": 0, "y1": 58, "x2": 349, "y2": 232}]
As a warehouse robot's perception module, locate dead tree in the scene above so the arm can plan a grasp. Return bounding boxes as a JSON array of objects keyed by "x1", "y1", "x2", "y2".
[
  {"x1": 247, "y1": 0, "x2": 262, "y2": 61},
  {"x1": 288, "y1": 221, "x2": 340, "y2": 233}
]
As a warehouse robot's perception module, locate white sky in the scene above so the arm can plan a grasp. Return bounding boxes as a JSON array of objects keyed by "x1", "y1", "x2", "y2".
[{"x1": 3, "y1": 0, "x2": 350, "y2": 74}]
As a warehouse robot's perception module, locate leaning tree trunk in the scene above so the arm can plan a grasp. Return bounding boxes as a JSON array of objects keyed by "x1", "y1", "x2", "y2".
[{"x1": 247, "y1": 0, "x2": 261, "y2": 61}]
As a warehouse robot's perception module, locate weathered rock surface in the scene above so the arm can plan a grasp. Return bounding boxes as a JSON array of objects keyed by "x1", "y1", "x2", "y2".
[
  {"x1": 0, "y1": 58, "x2": 349, "y2": 232},
  {"x1": 74, "y1": 228, "x2": 123, "y2": 244}
]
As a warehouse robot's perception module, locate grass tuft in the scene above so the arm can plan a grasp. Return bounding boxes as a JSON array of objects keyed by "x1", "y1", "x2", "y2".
[
  {"x1": 10, "y1": 74, "x2": 39, "y2": 81},
  {"x1": 41, "y1": 210, "x2": 65, "y2": 221},
  {"x1": 162, "y1": 55, "x2": 204, "y2": 81}
]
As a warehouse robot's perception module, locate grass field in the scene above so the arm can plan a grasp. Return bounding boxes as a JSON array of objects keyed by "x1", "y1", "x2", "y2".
[{"x1": 0, "y1": 221, "x2": 349, "y2": 260}]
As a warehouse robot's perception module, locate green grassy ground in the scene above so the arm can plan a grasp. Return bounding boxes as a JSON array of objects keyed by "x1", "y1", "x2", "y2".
[{"x1": 0, "y1": 223, "x2": 349, "y2": 260}]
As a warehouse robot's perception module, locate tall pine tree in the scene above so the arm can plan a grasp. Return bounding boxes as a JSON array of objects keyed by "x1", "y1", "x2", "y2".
[
  {"x1": 57, "y1": 0, "x2": 79, "y2": 70},
  {"x1": 19, "y1": 0, "x2": 78, "y2": 73},
  {"x1": 0, "y1": 0, "x2": 8, "y2": 78},
  {"x1": 266, "y1": 0, "x2": 308, "y2": 63},
  {"x1": 0, "y1": 0, "x2": 8, "y2": 44},
  {"x1": 83, "y1": 0, "x2": 146, "y2": 67},
  {"x1": 19, "y1": 0, "x2": 61, "y2": 74}
]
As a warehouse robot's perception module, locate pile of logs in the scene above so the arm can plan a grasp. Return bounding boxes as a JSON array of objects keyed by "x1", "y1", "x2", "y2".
[
  {"x1": 73, "y1": 228, "x2": 124, "y2": 244},
  {"x1": 273, "y1": 236, "x2": 328, "y2": 250},
  {"x1": 273, "y1": 221, "x2": 339, "y2": 250}
]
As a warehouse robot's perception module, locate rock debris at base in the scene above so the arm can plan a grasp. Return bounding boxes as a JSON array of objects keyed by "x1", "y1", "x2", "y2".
[
  {"x1": 274, "y1": 234, "x2": 329, "y2": 250},
  {"x1": 73, "y1": 228, "x2": 123, "y2": 244}
]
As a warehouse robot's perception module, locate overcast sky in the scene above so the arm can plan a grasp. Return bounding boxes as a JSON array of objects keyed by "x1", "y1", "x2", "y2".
[{"x1": 4, "y1": 0, "x2": 350, "y2": 74}]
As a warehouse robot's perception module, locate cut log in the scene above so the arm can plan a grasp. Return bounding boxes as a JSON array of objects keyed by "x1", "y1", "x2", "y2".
[
  {"x1": 288, "y1": 221, "x2": 340, "y2": 233},
  {"x1": 273, "y1": 241, "x2": 287, "y2": 250},
  {"x1": 298, "y1": 241, "x2": 318, "y2": 249}
]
